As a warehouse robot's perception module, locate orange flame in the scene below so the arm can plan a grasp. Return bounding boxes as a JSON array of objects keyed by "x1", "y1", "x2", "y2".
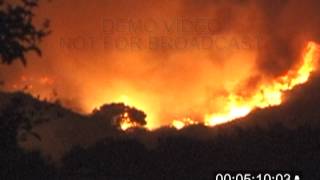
[
  {"x1": 3, "y1": 41, "x2": 318, "y2": 131},
  {"x1": 171, "y1": 117, "x2": 199, "y2": 130},
  {"x1": 203, "y1": 41, "x2": 319, "y2": 126},
  {"x1": 118, "y1": 112, "x2": 140, "y2": 131}
]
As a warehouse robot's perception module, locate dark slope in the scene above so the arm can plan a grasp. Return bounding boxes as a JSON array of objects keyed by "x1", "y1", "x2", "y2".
[{"x1": 1, "y1": 75, "x2": 320, "y2": 179}]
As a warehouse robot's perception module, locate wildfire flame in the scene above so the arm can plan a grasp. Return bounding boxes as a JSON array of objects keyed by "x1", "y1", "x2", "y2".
[
  {"x1": 203, "y1": 41, "x2": 319, "y2": 127},
  {"x1": 6, "y1": 75, "x2": 56, "y2": 101},
  {"x1": 171, "y1": 117, "x2": 199, "y2": 130},
  {"x1": 2, "y1": 42, "x2": 319, "y2": 131},
  {"x1": 169, "y1": 42, "x2": 319, "y2": 129},
  {"x1": 118, "y1": 112, "x2": 140, "y2": 131}
]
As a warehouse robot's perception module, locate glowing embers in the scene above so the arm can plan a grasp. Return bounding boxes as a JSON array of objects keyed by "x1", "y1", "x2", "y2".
[
  {"x1": 171, "y1": 117, "x2": 199, "y2": 130},
  {"x1": 11, "y1": 75, "x2": 54, "y2": 90}
]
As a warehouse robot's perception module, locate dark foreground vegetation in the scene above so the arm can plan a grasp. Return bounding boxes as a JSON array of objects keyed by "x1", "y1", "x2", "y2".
[
  {"x1": 1, "y1": 0, "x2": 320, "y2": 179},
  {"x1": 1, "y1": 89, "x2": 320, "y2": 180}
]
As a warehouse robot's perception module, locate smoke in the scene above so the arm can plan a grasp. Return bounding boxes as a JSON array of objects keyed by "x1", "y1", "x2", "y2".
[
  {"x1": 1, "y1": 0, "x2": 320, "y2": 129},
  {"x1": 16, "y1": 72, "x2": 320, "y2": 160}
]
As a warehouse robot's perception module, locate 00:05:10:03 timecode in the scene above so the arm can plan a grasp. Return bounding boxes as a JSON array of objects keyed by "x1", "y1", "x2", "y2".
[{"x1": 215, "y1": 173, "x2": 293, "y2": 180}]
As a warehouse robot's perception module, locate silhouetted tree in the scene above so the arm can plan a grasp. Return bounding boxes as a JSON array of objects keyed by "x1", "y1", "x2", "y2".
[
  {"x1": 0, "y1": 0, "x2": 49, "y2": 65},
  {"x1": 0, "y1": 0, "x2": 53, "y2": 178},
  {"x1": 0, "y1": 93, "x2": 56, "y2": 178},
  {"x1": 92, "y1": 103, "x2": 147, "y2": 129},
  {"x1": 0, "y1": 0, "x2": 50, "y2": 149}
]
